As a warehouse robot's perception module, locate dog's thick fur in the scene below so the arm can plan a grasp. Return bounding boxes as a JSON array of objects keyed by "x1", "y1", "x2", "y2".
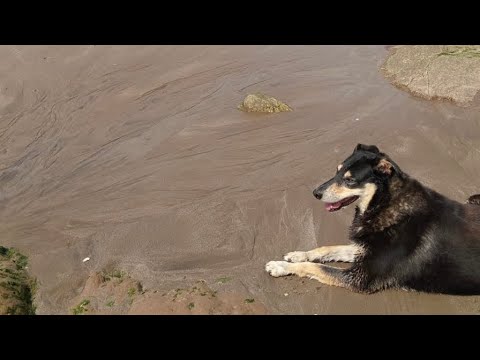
[{"x1": 266, "y1": 144, "x2": 480, "y2": 295}]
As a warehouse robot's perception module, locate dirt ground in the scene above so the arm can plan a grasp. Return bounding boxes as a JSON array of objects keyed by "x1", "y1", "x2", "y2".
[{"x1": 2, "y1": 45, "x2": 480, "y2": 314}]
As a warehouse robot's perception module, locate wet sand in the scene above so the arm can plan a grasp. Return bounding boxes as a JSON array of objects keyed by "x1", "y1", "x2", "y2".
[{"x1": 1, "y1": 45, "x2": 480, "y2": 314}]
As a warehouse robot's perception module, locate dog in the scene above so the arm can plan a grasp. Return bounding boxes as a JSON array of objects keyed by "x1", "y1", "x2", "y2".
[{"x1": 265, "y1": 144, "x2": 480, "y2": 295}]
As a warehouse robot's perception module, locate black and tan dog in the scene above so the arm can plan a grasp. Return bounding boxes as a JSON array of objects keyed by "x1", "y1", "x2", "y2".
[{"x1": 266, "y1": 144, "x2": 480, "y2": 295}]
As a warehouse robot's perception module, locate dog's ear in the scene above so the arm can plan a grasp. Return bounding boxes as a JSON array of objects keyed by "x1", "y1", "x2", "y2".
[
  {"x1": 355, "y1": 144, "x2": 380, "y2": 154},
  {"x1": 374, "y1": 157, "x2": 402, "y2": 176},
  {"x1": 374, "y1": 158, "x2": 393, "y2": 175}
]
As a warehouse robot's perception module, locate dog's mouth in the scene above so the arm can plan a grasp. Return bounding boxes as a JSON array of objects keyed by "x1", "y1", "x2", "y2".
[{"x1": 324, "y1": 196, "x2": 359, "y2": 212}]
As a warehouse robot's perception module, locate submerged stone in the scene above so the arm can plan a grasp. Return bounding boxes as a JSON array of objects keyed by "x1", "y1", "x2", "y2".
[
  {"x1": 382, "y1": 45, "x2": 480, "y2": 106},
  {"x1": 238, "y1": 93, "x2": 292, "y2": 113}
]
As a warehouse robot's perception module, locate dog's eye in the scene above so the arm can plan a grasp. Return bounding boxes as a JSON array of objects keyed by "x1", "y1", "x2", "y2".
[{"x1": 345, "y1": 178, "x2": 357, "y2": 186}]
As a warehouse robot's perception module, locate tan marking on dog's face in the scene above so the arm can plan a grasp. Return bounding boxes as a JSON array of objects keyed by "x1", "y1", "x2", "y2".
[
  {"x1": 321, "y1": 183, "x2": 362, "y2": 203},
  {"x1": 375, "y1": 158, "x2": 393, "y2": 175},
  {"x1": 330, "y1": 183, "x2": 352, "y2": 196},
  {"x1": 337, "y1": 164, "x2": 343, "y2": 172},
  {"x1": 358, "y1": 183, "x2": 377, "y2": 214},
  {"x1": 343, "y1": 171, "x2": 352, "y2": 179},
  {"x1": 322, "y1": 181, "x2": 378, "y2": 214}
]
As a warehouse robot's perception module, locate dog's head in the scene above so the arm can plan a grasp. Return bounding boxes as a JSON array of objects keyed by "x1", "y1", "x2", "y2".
[{"x1": 312, "y1": 144, "x2": 402, "y2": 214}]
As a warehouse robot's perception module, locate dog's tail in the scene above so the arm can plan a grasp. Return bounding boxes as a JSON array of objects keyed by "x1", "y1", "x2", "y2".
[{"x1": 467, "y1": 194, "x2": 480, "y2": 205}]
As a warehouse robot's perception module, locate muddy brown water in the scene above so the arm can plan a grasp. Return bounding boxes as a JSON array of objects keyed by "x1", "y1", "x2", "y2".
[{"x1": 1, "y1": 45, "x2": 480, "y2": 314}]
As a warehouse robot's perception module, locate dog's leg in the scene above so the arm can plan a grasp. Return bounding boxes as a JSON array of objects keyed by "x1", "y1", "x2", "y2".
[
  {"x1": 265, "y1": 261, "x2": 350, "y2": 289},
  {"x1": 284, "y1": 245, "x2": 361, "y2": 263}
]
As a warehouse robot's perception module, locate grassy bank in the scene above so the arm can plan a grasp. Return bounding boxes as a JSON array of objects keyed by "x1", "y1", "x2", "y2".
[{"x1": 0, "y1": 246, "x2": 36, "y2": 315}]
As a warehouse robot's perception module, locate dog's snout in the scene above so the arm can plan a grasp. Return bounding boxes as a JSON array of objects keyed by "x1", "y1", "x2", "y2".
[
  {"x1": 313, "y1": 178, "x2": 334, "y2": 200},
  {"x1": 313, "y1": 189, "x2": 323, "y2": 200}
]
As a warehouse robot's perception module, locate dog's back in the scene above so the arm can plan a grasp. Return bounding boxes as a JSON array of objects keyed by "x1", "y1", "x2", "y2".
[{"x1": 405, "y1": 193, "x2": 480, "y2": 295}]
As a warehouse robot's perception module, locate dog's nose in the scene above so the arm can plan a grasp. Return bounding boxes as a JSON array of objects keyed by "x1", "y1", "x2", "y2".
[{"x1": 313, "y1": 189, "x2": 322, "y2": 200}]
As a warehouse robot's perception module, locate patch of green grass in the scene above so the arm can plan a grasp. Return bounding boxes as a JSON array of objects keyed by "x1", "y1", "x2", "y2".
[
  {"x1": 438, "y1": 46, "x2": 480, "y2": 58},
  {"x1": 187, "y1": 302, "x2": 195, "y2": 310},
  {"x1": 105, "y1": 300, "x2": 115, "y2": 307},
  {"x1": 244, "y1": 298, "x2": 255, "y2": 304},
  {"x1": 15, "y1": 256, "x2": 28, "y2": 270},
  {"x1": 72, "y1": 299, "x2": 90, "y2": 315},
  {"x1": 172, "y1": 288, "x2": 184, "y2": 301},
  {"x1": 128, "y1": 287, "x2": 136, "y2": 297},
  {"x1": 101, "y1": 269, "x2": 127, "y2": 282},
  {"x1": 0, "y1": 246, "x2": 8, "y2": 256},
  {"x1": 12, "y1": 279, "x2": 37, "y2": 315},
  {"x1": 216, "y1": 276, "x2": 232, "y2": 284},
  {"x1": 3, "y1": 247, "x2": 29, "y2": 270},
  {"x1": 0, "y1": 247, "x2": 37, "y2": 315}
]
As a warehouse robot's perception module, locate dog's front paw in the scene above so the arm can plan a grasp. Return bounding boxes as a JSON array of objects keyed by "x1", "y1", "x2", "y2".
[
  {"x1": 284, "y1": 251, "x2": 309, "y2": 263},
  {"x1": 265, "y1": 261, "x2": 292, "y2": 277}
]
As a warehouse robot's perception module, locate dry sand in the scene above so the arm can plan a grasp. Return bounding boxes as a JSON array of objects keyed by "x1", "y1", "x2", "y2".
[{"x1": 2, "y1": 45, "x2": 480, "y2": 314}]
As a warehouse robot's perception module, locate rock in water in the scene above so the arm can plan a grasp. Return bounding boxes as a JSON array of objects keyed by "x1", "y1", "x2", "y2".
[
  {"x1": 238, "y1": 93, "x2": 292, "y2": 113},
  {"x1": 382, "y1": 45, "x2": 480, "y2": 106}
]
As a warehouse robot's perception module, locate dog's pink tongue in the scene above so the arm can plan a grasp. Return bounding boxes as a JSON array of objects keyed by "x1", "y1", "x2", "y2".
[{"x1": 325, "y1": 201, "x2": 342, "y2": 211}]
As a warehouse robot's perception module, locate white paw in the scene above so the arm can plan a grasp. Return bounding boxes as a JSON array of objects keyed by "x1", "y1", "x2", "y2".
[
  {"x1": 265, "y1": 261, "x2": 292, "y2": 277},
  {"x1": 284, "y1": 251, "x2": 309, "y2": 263}
]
